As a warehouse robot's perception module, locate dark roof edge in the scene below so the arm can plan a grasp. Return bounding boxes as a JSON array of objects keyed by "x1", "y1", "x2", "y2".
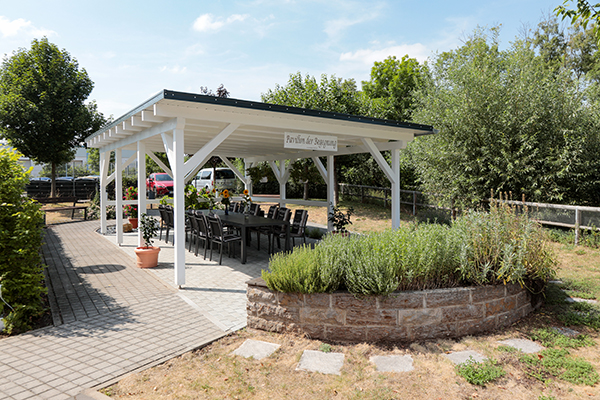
[
  {"x1": 87, "y1": 89, "x2": 436, "y2": 142},
  {"x1": 164, "y1": 90, "x2": 435, "y2": 132}
]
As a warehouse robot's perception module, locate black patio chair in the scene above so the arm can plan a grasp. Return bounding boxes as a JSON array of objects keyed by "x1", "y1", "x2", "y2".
[
  {"x1": 276, "y1": 209, "x2": 308, "y2": 250},
  {"x1": 254, "y1": 204, "x2": 278, "y2": 251},
  {"x1": 269, "y1": 207, "x2": 291, "y2": 253},
  {"x1": 194, "y1": 211, "x2": 210, "y2": 259},
  {"x1": 163, "y1": 206, "x2": 175, "y2": 244},
  {"x1": 206, "y1": 214, "x2": 242, "y2": 265}
]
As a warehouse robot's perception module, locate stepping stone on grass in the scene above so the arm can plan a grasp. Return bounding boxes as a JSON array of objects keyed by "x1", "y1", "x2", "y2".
[
  {"x1": 232, "y1": 339, "x2": 280, "y2": 360},
  {"x1": 553, "y1": 326, "x2": 580, "y2": 337},
  {"x1": 565, "y1": 297, "x2": 598, "y2": 304},
  {"x1": 296, "y1": 350, "x2": 345, "y2": 375},
  {"x1": 370, "y1": 355, "x2": 414, "y2": 372},
  {"x1": 497, "y1": 338, "x2": 544, "y2": 354},
  {"x1": 444, "y1": 350, "x2": 487, "y2": 365}
]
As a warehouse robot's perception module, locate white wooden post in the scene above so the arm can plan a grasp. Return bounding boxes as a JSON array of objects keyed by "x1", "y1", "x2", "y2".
[
  {"x1": 173, "y1": 128, "x2": 186, "y2": 287},
  {"x1": 244, "y1": 159, "x2": 253, "y2": 196},
  {"x1": 327, "y1": 155, "x2": 335, "y2": 231},
  {"x1": 99, "y1": 150, "x2": 108, "y2": 234},
  {"x1": 279, "y1": 160, "x2": 286, "y2": 208},
  {"x1": 115, "y1": 148, "x2": 123, "y2": 245},
  {"x1": 575, "y1": 207, "x2": 580, "y2": 246},
  {"x1": 391, "y1": 148, "x2": 401, "y2": 229},
  {"x1": 137, "y1": 141, "x2": 147, "y2": 248}
]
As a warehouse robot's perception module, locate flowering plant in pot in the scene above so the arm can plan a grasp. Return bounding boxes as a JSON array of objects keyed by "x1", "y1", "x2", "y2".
[
  {"x1": 123, "y1": 186, "x2": 138, "y2": 228},
  {"x1": 134, "y1": 213, "x2": 160, "y2": 268},
  {"x1": 328, "y1": 204, "x2": 354, "y2": 235},
  {"x1": 240, "y1": 189, "x2": 252, "y2": 214},
  {"x1": 220, "y1": 189, "x2": 231, "y2": 214}
]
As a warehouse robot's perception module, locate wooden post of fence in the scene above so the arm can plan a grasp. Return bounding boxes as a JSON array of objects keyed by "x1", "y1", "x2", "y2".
[
  {"x1": 361, "y1": 186, "x2": 364, "y2": 203},
  {"x1": 575, "y1": 207, "x2": 580, "y2": 246},
  {"x1": 413, "y1": 191, "x2": 417, "y2": 216},
  {"x1": 384, "y1": 189, "x2": 388, "y2": 208},
  {"x1": 451, "y1": 198, "x2": 456, "y2": 220}
]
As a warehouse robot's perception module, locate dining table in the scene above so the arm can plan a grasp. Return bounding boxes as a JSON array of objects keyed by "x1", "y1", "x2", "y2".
[{"x1": 208, "y1": 211, "x2": 290, "y2": 264}]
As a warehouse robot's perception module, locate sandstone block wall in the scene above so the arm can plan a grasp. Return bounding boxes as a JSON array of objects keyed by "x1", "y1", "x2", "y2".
[{"x1": 246, "y1": 278, "x2": 536, "y2": 342}]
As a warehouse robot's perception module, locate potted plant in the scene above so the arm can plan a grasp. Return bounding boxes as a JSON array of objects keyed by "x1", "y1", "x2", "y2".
[
  {"x1": 220, "y1": 189, "x2": 231, "y2": 214},
  {"x1": 328, "y1": 204, "x2": 354, "y2": 235},
  {"x1": 133, "y1": 213, "x2": 161, "y2": 268},
  {"x1": 124, "y1": 186, "x2": 138, "y2": 228},
  {"x1": 240, "y1": 189, "x2": 252, "y2": 215}
]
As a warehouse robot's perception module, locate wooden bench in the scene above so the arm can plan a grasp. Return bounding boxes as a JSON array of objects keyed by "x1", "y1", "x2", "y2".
[{"x1": 35, "y1": 196, "x2": 88, "y2": 223}]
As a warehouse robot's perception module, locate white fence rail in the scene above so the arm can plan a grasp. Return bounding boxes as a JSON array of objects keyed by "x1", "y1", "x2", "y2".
[{"x1": 339, "y1": 183, "x2": 600, "y2": 245}]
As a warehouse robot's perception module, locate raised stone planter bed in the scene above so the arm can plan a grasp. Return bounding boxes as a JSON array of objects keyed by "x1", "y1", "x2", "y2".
[{"x1": 247, "y1": 277, "x2": 540, "y2": 342}]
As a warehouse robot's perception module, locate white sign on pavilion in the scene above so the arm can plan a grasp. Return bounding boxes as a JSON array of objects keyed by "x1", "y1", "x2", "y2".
[{"x1": 284, "y1": 132, "x2": 337, "y2": 151}]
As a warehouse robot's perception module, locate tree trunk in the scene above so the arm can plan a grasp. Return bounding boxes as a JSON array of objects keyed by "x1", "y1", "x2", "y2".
[{"x1": 51, "y1": 162, "x2": 56, "y2": 198}]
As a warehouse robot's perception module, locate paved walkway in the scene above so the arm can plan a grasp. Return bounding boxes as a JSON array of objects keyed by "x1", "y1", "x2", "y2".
[{"x1": 1, "y1": 219, "x2": 274, "y2": 400}]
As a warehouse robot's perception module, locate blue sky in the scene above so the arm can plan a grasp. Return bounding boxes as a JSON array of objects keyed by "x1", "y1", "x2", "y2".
[{"x1": 1, "y1": 0, "x2": 559, "y2": 120}]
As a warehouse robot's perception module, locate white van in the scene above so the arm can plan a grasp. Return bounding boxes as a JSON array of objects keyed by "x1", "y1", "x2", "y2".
[{"x1": 193, "y1": 168, "x2": 237, "y2": 192}]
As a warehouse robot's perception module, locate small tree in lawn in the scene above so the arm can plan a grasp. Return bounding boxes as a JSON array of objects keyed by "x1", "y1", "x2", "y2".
[{"x1": 0, "y1": 37, "x2": 106, "y2": 197}]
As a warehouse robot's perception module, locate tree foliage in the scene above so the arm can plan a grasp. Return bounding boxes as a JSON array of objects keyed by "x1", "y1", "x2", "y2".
[
  {"x1": 361, "y1": 55, "x2": 427, "y2": 121},
  {"x1": 0, "y1": 37, "x2": 105, "y2": 195},
  {"x1": 555, "y1": 0, "x2": 600, "y2": 44},
  {"x1": 409, "y1": 27, "x2": 600, "y2": 206},
  {"x1": 0, "y1": 148, "x2": 45, "y2": 334}
]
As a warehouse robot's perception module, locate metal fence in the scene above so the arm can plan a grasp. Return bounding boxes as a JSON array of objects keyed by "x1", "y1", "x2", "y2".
[{"x1": 26, "y1": 178, "x2": 99, "y2": 200}]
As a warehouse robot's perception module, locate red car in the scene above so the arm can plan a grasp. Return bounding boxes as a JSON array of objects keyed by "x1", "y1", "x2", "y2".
[{"x1": 146, "y1": 173, "x2": 173, "y2": 197}]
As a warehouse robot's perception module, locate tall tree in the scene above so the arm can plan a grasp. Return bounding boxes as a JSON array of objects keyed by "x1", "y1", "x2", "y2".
[
  {"x1": 409, "y1": 27, "x2": 600, "y2": 206},
  {"x1": 261, "y1": 73, "x2": 363, "y2": 200},
  {"x1": 361, "y1": 55, "x2": 427, "y2": 121},
  {"x1": 0, "y1": 37, "x2": 104, "y2": 196}
]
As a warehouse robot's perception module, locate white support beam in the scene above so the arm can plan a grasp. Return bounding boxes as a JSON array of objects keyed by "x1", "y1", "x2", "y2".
[
  {"x1": 327, "y1": 155, "x2": 335, "y2": 231},
  {"x1": 244, "y1": 160, "x2": 254, "y2": 195},
  {"x1": 131, "y1": 115, "x2": 153, "y2": 128},
  {"x1": 219, "y1": 156, "x2": 248, "y2": 185},
  {"x1": 183, "y1": 123, "x2": 239, "y2": 178},
  {"x1": 172, "y1": 128, "x2": 186, "y2": 287},
  {"x1": 142, "y1": 109, "x2": 165, "y2": 123},
  {"x1": 123, "y1": 120, "x2": 142, "y2": 132},
  {"x1": 391, "y1": 148, "x2": 401, "y2": 229},
  {"x1": 161, "y1": 131, "x2": 174, "y2": 167},
  {"x1": 137, "y1": 141, "x2": 147, "y2": 248},
  {"x1": 312, "y1": 157, "x2": 327, "y2": 182},
  {"x1": 245, "y1": 140, "x2": 406, "y2": 164},
  {"x1": 146, "y1": 150, "x2": 173, "y2": 177},
  {"x1": 115, "y1": 148, "x2": 123, "y2": 245},
  {"x1": 361, "y1": 138, "x2": 395, "y2": 183},
  {"x1": 98, "y1": 118, "x2": 180, "y2": 152},
  {"x1": 99, "y1": 151, "x2": 108, "y2": 234}
]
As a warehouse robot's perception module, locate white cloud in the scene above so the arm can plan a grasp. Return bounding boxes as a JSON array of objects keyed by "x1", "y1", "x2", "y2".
[
  {"x1": 160, "y1": 65, "x2": 187, "y2": 74},
  {"x1": 192, "y1": 13, "x2": 249, "y2": 32},
  {"x1": 340, "y1": 43, "x2": 431, "y2": 65},
  {"x1": 0, "y1": 16, "x2": 55, "y2": 38}
]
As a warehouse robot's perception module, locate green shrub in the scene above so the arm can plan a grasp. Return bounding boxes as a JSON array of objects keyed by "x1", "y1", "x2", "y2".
[
  {"x1": 456, "y1": 357, "x2": 506, "y2": 386},
  {"x1": 521, "y1": 349, "x2": 600, "y2": 386},
  {"x1": 0, "y1": 148, "x2": 45, "y2": 334},
  {"x1": 262, "y1": 201, "x2": 556, "y2": 296}
]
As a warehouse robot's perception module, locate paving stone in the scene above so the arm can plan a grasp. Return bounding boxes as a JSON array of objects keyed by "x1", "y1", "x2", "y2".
[
  {"x1": 553, "y1": 326, "x2": 581, "y2": 337},
  {"x1": 370, "y1": 355, "x2": 414, "y2": 372},
  {"x1": 444, "y1": 350, "x2": 487, "y2": 365},
  {"x1": 498, "y1": 338, "x2": 544, "y2": 353},
  {"x1": 296, "y1": 350, "x2": 345, "y2": 375},
  {"x1": 565, "y1": 297, "x2": 598, "y2": 304},
  {"x1": 232, "y1": 339, "x2": 281, "y2": 360}
]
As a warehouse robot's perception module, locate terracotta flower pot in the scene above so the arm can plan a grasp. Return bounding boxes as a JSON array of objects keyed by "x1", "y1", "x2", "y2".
[
  {"x1": 134, "y1": 246, "x2": 160, "y2": 268},
  {"x1": 128, "y1": 217, "x2": 138, "y2": 229}
]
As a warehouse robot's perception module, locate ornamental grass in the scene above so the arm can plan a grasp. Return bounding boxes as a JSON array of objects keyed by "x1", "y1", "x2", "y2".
[{"x1": 262, "y1": 202, "x2": 556, "y2": 296}]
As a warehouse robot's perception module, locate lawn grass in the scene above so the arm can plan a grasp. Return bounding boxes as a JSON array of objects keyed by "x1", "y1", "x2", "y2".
[{"x1": 101, "y1": 201, "x2": 600, "y2": 400}]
